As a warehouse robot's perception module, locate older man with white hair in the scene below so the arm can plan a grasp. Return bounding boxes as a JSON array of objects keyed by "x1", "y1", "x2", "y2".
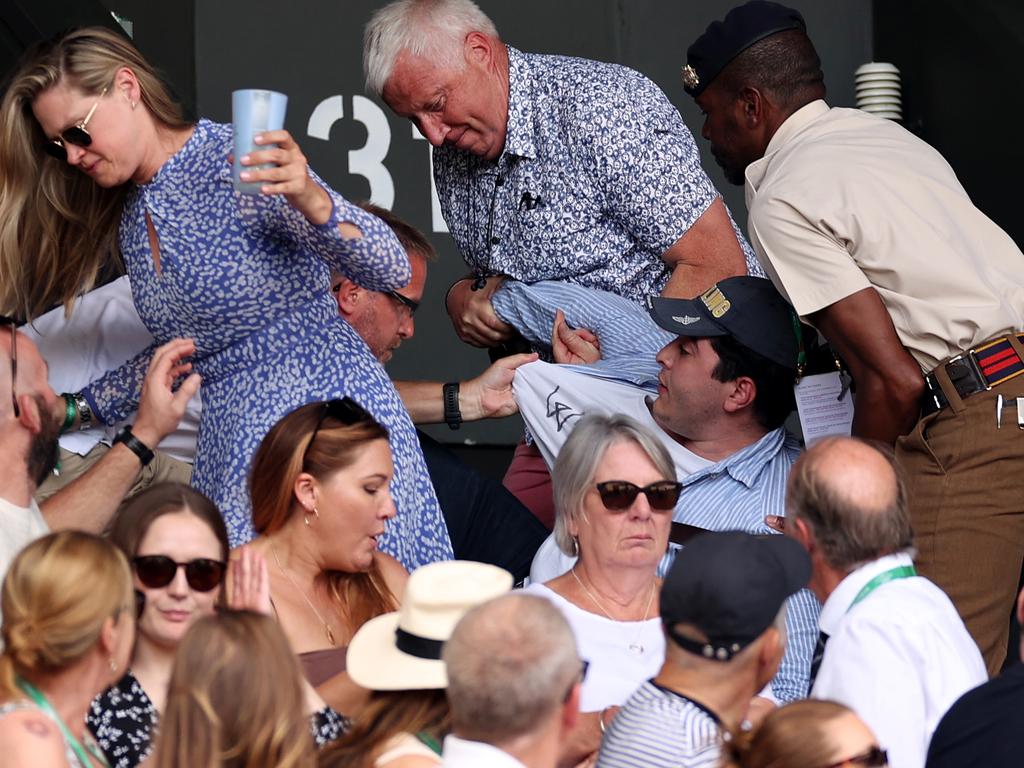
[{"x1": 442, "y1": 593, "x2": 583, "y2": 768}]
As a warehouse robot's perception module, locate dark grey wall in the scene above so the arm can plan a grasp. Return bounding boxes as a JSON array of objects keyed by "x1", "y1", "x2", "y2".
[{"x1": 189, "y1": 0, "x2": 871, "y2": 445}]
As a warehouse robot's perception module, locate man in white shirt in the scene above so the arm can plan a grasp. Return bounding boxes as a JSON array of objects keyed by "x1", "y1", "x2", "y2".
[
  {"x1": 441, "y1": 593, "x2": 583, "y2": 768},
  {"x1": 0, "y1": 321, "x2": 199, "y2": 603},
  {"x1": 786, "y1": 436, "x2": 987, "y2": 768}
]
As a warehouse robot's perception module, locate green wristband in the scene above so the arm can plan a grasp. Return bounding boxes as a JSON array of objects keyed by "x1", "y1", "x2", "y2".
[{"x1": 61, "y1": 393, "x2": 76, "y2": 434}]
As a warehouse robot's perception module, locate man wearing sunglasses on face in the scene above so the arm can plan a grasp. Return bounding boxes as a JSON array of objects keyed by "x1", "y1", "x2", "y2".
[
  {"x1": 0, "y1": 321, "x2": 199, "y2": 610},
  {"x1": 332, "y1": 203, "x2": 547, "y2": 582},
  {"x1": 520, "y1": 276, "x2": 819, "y2": 704}
]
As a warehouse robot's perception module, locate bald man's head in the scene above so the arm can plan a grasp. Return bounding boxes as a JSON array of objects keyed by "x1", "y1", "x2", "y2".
[{"x1": 787, "y1": 437, "x2": 913, "y2": 572}]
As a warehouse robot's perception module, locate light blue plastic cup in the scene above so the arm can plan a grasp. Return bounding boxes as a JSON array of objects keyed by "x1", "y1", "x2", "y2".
[{"x1": 232, "y1": 89, "x2": 288, "y2": 194}]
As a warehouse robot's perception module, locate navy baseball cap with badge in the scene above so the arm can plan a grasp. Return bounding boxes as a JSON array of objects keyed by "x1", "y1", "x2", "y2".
[
  {"x1": 682, "y1": 0, "x2": 806, "y2": 97},
  {"x1": 661, "y1": 531, "x2": 811, "y2": 661},
  {"x1": 645, "y1": 276, "x2": 800, "y2": 370}
]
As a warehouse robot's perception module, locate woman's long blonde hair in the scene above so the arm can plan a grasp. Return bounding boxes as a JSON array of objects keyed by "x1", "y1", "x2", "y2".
[
  {"x1": 0, "y1": 26, "x2": 191, "y2": 319},
  {"x1": 0, "y1": 531, "x2": 132, "y2": 700},
  {"x1": 155, "y1": 611, "x2": 316, "y2": 768}
]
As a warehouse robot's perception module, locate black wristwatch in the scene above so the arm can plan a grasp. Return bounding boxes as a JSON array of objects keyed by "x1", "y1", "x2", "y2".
[
  {"x1": 442, "y1": 382, "x2": 462, "y2": 430},
  {"x1": 113, "y1": 426, "x2": 155, "y2": 467}
]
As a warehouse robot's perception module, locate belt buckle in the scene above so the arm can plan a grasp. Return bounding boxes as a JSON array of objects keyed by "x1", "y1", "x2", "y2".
[
  {"x1": 943, "y1": 351, "x2": 989, "y2": 400},
  {"x1": 965, "y1": 346, "x2": 994, "y2": 391}
]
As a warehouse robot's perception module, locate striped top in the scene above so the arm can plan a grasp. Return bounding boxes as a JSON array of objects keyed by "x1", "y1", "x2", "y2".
[{"x1": 595, "y1": 681, "x2": 722, "y2": 768}]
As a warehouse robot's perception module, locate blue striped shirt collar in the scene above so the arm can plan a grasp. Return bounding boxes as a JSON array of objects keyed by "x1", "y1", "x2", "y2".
[{"x1": 681, "y1": 428, "x2": 790, "y2": 489}]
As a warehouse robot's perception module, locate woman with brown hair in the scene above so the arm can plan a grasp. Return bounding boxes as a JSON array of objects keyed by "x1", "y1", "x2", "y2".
[
  {"x1": 0, "y1": 531, "x2": 135, "y2": 767},
  {"x1": 0, "y1": 26, "x2": 449, "y2": 565},
  {"x1": 87, "y1": 483, "x2": 231, "y2": 767},
  {"x1": 154, "y1": 610, "x2": 317, "y2": 768},
  {"x1": 246, "y1": 398, "x2": 408, "y2": 714},
  {"x1": 722, "y1": 699, "x2": 888, "y2": 768}
]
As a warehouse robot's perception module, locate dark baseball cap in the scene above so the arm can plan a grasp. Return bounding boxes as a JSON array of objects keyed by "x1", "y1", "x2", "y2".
[
  {"x1": 660, "y1": 531, "x2": 811, "y2": 661},
  {"x1": 645, "y1": 276, "x2": 800, "y2": 369},
  {"x1": 683, "y1": 1, "x2": 806, "y2": 97}
]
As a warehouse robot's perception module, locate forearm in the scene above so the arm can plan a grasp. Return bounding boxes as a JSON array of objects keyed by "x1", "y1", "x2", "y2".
[
  {"x1": 396, "y1": 380, "x2": 490, "y2": 424},
  {"x1": 39, "y1": 443, "x2": 146, "y2": 532},
  {"x1": 851, "y1": 371, "x2": 924, "y2": 444}
]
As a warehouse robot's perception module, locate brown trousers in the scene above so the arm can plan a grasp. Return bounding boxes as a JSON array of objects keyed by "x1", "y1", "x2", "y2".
[{"x1": 896, "y1": 355, "x2": 1024, "y2": 676}]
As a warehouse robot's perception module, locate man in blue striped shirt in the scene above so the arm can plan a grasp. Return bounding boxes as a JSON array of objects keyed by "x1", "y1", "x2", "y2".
[
  {"x1": 519, "y1": 277, "x2": 820, "y2": 702},
  {"x1": 596, "y1": 531, "x2": 811, "y2": 768}
]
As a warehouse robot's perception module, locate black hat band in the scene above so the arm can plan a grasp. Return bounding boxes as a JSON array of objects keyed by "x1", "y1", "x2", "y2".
[{"x1": 394, "y1": 627, "x2": 445, "y2": 660}]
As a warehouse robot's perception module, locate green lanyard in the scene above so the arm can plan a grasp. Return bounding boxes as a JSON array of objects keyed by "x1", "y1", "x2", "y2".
[
  {"x1": 416, "y1": 731, "x2": 443, "y2": 756},
  {"x1": 16, "y1": 677, "x2": 110, "y2": 768},
  {"x1": 847, "y1": 565, "x2": 917, "y2": 612}
]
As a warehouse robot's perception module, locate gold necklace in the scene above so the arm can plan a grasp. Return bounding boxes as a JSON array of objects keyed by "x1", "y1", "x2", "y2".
[
  {"x1": 270, "y1": 544, "x2": 337, "y2": 646},
  {"x1": 570, "y1": 567, "x2": 655, "y2": 655}
]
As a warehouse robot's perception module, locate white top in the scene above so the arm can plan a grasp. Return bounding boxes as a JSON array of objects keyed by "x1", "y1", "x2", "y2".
[
  {"x1": 523, "y1": 582, "x2": 664, "y2": 712},
  {"x1": 811, "y1": 552, "x2": 987, "y2": 768},
  {"x1": 22, "y1": 276, "x2": 202, "y2": 463},
  {"x1": 442, "y1": 735, "x2": 526, "y2": 768},
  {"x1": 745, "y1": 100, "x2": 1024, "y2": 372},
  {"x1": 0, "y1": 496, "x2": 49, "y2": 628}
]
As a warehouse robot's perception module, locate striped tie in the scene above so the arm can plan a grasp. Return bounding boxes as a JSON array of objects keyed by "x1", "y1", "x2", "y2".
[{"x1": 807, "y1": 630, "x2": 830, "y2": 696}]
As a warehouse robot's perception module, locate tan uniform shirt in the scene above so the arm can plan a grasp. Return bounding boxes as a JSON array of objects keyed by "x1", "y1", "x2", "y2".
[{"x1": 745, "y1": 100, "x2": 1024, "y2": 372}]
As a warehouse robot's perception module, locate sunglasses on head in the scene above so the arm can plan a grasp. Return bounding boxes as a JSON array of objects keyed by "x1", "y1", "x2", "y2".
[
  {"x1": 595, "y1": 480, "x2": 682, "y2": 511},
  {"x1": 43, "y1": 86, "x2": 108, "y2": 161},
  {"x1": 305, "y1": 396, "x2": 372, "y2": 454},
  {"x1": 133, "y1": 555, "x2": 226, "y2": 592},
  {"x1": 823, "y1": 746, "x2": 888, "y2": 768},
  {"x1": 0, "y1": 315, "x2": 19, "y2": 418}
]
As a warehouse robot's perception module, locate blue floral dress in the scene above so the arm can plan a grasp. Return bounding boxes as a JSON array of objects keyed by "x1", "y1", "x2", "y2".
[{"x1": 81, "y1": 120, "x2": 451, "y2": 567}]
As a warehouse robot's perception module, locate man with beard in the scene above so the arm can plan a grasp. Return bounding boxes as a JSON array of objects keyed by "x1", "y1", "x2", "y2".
[
  {"x1": 683, "y1": 0, "x2": 1024, "y2": 674},
  {"x1": 0, "y1": 321, "x2": 198, "y2": 594}
]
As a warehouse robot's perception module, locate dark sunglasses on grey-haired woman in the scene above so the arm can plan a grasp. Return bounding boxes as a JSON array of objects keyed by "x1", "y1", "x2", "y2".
[
  {"x1": 43, "y1": 87, "x2": 108, "y2": 161},
  {"x1": 0, "y1": 315, "x2": 19, "y2": 417},
  {"x1": 596, "y1": 480, "x2": 682, "y2": 511},
  {"x1": 823, "y1": 746, "x2": 888, "y2": 768}
]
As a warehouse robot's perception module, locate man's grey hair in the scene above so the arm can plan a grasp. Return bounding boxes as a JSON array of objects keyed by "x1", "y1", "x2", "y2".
[
  {"x1": 552, "y1": 413, "x2": 677, "y2": 557},
  {"x1": 364, "y1": 0, "x2": 499, "y2": 96},
  {"x1": 443, "y1": 594, "x2": 580, "y2": 743},
  {"x1": 787, "y1": 437, "x2": 913, "y2": 573}
]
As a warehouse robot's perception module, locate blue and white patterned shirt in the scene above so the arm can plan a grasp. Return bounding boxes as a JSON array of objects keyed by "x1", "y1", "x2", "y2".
[
  {"x1": 434, "y1": 47, "x2": 760, "y2": 303},
  {"x1": 596, "y1": 681, "x2": 722, "y2": 768}
]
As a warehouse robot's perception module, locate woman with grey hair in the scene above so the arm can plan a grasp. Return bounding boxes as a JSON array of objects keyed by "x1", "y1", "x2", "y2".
[{"x1": 523, "y1": 413, "x2": 678, "y2": 758}]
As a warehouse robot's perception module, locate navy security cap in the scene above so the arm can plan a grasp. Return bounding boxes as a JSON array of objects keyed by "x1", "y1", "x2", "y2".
[
  {"x1": 645, "y1": 276, "x2": 800, "y2": 370},
  {"x1": 660, "y1": 531, "x2": 811, "y2": 661},
  {"x1": 683, "y1": 1, "x2": 806, "y2": 97}
]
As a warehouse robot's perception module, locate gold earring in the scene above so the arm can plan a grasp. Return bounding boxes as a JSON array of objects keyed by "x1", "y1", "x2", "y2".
[{"x1": 303, "y1": 506, "x2": 320, "y2": 526}]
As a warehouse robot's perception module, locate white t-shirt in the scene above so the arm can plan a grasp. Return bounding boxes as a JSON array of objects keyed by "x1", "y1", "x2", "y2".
[
  {"x1": 0, "y1": 496, "x2": 49, "y2": 628},
  {"x1": 23, "y1": 276, "x2": 201, "y2": 463},
  {"x1": 523, "y1": 582, "x2": 664, "y2": 712}
]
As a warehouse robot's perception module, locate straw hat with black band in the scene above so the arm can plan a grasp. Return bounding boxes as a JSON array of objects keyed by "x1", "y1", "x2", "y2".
[{"x1": 347, "y1": 560, "x2": 513, "y2": 691}]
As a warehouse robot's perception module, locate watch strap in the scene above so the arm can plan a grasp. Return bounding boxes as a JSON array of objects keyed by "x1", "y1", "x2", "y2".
[
  {"x1": 442, "y1": 382, "x2": 462, "y2": 430},
  {"x1": 113, "y1": 426, "x2": 155, "y2": 467}
]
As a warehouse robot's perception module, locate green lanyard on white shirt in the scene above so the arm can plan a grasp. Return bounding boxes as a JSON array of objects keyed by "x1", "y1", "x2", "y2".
[
  {"x1": 16, "y1": 677, "x2": 110, "y2": 768},
  {"x1": 847, "y1": 565, "x2": 917, "y2": 613}
]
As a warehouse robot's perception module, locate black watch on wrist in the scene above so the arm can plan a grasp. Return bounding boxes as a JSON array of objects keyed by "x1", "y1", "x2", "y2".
[
  {"x1": 113, "y1": 426, "x2": 155, "y2": 467},
  {"x1": 442, "y1": 382, "x2": 462, "y2": 430}
]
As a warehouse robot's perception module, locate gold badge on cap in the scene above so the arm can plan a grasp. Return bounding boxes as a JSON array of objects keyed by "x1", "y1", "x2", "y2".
[
  {"x1": 701, "y1": 286, "x2": 731, "y2": 318},
  {"x1": 681, "y1": 64, "x2": 700, "y2": 90}
]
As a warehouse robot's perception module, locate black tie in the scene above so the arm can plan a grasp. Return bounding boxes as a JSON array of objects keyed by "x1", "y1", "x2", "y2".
[{"x1": 807, "y1": 630, "x2": 830, "y2": 695}]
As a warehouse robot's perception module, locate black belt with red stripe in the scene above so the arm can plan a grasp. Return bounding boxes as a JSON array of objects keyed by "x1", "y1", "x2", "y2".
[{"x1": 921, "y1": 333, "x2": 1024, "y2": 417}]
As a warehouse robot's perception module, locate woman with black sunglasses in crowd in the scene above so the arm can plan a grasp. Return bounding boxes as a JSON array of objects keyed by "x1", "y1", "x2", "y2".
[
  {"x1": 0, "y1": 27, "x2": 450, "y2": 568},
  {"x1": 523, "y1": 413, "x2": 679, "y2": 767},
  {"x1": 245, "y1": 400, "x2": 408, "y2": 718},
  {"x1": 88, "y1": 482, "x2": 344, "y2": 767}
]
